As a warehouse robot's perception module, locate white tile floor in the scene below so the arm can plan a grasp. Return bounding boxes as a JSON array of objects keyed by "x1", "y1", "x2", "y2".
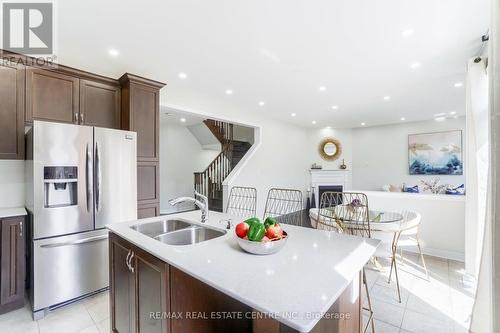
[
  {"x1": 0, "y1": 291, "x2": 109, "y2": 333},
  {"x1": 363, "y1": 253, "x2": 476, "y2": 333},
  {"x1": 0, "y1": 252, "x2": 474, "y2": 333}
]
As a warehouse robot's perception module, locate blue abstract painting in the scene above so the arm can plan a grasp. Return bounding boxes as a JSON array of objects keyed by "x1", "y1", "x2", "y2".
[{"x1": 408, "y1": 130, "x2": 463, "y2": 175}]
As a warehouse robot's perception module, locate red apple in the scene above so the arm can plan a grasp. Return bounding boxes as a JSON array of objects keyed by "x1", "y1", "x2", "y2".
[
  {"x1": 235, "y1": 222, "x2": 249, "y2": 238},
  {"x1": 265, "y1": 224, "x2": 283, "y2": 239}
]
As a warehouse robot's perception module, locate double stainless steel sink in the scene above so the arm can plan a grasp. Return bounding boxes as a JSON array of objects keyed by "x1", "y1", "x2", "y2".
[{"x1": 130, "y1": 219, "x2": 226, "y2": 245}]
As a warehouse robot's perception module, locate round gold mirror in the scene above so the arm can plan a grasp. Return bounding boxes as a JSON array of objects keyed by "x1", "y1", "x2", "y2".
[{"x1": 319, "y1": 138, "x2": 342, "y2": 161}]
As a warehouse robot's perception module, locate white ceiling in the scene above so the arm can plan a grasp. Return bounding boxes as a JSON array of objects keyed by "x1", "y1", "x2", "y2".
[{"x1": 57, "y1": 0, "x2": 489, "y2": 128}]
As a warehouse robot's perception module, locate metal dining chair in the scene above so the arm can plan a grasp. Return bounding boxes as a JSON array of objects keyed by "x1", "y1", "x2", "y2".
[
  {"x1": 225, "y1": 186, "x2": 257, "y2": 219},
  {"x1": 390, "y1": 211, "x2": 429, "y2": 279},
  {"x1": 317, "y1": 191, "x2": 375, "y2": 333},
  {"x1": 263, "y1": 188, "x2": 303, "y2": 219}
]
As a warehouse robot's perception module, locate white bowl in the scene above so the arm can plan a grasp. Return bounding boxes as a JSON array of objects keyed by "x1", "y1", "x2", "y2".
[{"x1": 236, "y1": 231, "x2": 288, "y2": 255}]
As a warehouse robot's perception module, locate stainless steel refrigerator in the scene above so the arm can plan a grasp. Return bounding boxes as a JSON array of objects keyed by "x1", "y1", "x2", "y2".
[{"x1": 25, "y1": 120, "x2": 137, "y2": 318}]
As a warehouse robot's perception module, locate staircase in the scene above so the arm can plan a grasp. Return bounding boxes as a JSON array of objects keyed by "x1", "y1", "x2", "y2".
[{"x1": 194, "y1": 120, "x2": 252, "y2": 212}]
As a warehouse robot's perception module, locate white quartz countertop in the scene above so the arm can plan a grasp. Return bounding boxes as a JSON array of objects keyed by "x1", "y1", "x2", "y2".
[
  {"x1": 0, "y1": 207, "x2": 27, "y2": 219},
  {"x1": 107, "y1": 210, "x2": 379, "y2": 332}
]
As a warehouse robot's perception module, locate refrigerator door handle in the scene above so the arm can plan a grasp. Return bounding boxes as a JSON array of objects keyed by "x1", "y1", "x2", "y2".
[
  {"x1": 39, "y1": 234, "x2": 108, "y2": 248},
  {"x1": 86, "y1": 143, "x2": 92, "y2": 213},
  {"x1": 95, "y1": 141, "x2": 102, "y2": 213}
]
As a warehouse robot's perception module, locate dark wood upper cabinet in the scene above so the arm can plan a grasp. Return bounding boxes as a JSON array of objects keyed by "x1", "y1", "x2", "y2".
[
  {"x1": 120, "y1": 73, "x2": 165, "y2": 217},
  {"x1": 26, "y1": 68, "x2": 79, "y2": 124},
  {"x1": 137, "y1": 204, "x2": 159, "y2": 219},
  {"x1": 0, "y1": 216, "x2": 25, "y2": 314},
  {"x1": 137, "y1": 162, "x2": 160, "y2": 205},
  {"x1": 0, "y1": 63, "x2": 25, "y2": 159},
  {"x1": 80, "y1": 79, "x2": 121, "y2": 129},
  {"x1": 120, "y1": 74, "x2": 164, "y2": 161}
]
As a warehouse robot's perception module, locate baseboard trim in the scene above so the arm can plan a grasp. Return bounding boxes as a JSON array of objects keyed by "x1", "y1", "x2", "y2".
[{"x1": 403, "y1": 246, "x2": 464, "y2": 262}]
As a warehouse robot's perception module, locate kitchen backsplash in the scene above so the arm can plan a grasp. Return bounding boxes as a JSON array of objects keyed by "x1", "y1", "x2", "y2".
[{"x1": 0, "y1": 160, "x2": 25, "y2": 208}]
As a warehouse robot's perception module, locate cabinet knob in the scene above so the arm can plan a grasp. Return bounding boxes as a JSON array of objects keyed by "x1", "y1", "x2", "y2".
[
  {"x1": 80, "y1": 113, "x2": 84, "y2": 123},
  {"x1": 74, "y1": 113, "x2": 78, "y2": 123}
]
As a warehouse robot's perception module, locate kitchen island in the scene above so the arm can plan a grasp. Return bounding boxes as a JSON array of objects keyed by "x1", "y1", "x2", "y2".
[{"x1": 106, "y1": 210, "x2": 379, "y2": 333}]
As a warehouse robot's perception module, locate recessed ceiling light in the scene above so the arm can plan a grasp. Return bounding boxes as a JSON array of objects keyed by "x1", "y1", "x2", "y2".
[
  {"x1": 326, "y1": 126, "x2": 332, "y2": 129},
  {"x1": 178, "y1": 72, "x2": 187, "y2": 79},
  {"x1": 435, "y1": 117, "x2": 446, "y2": 122},
  {"x1": 450, "y1": 111, "x2": 456, "y2": 115},
  {"x1": 454, "y1": 82, "x2": 463, "y2": 88},
  {"x1": 331, "y1": 105, "x2": 338, "y2": 110},
  {"x1": 291, "y1": 113, "x2": 296, "y2": 117},
  {"x1": 258, "y1": 101, "x2": 265, "y2": 106},
  {"x1": 433, "y1": 112, "x2": 446, "y2": 117},
  {"x1": 383, "y1": 96, "x2": 391, "y2": 101},
  {"x1": 402, "y1": 29, "x2": 414, "y2": 37},
  {"x1": 312, "y1": 120, "x2": 317, "y2": 125},
  {"x1": 180, "y1": 118, "x2": 186, "y2": 123},
  {"x1": 361, "y1": 122, "x2": 366, "y2": 126},
  {"x1": 108, "y1": 49, "x2": 119, "y2": 57},
  {"x1": 225, "y1": 89, "x2": 233, "y2": 95},
  {"x1": 319, "y1": 86, "x2": 326, "y2": 92},
  {"x1": 400, "y1": 117, "x2": 406, "y2": 121},
  {"x1": 410, "y1": 63, "x2": 421, "y2": 69}
]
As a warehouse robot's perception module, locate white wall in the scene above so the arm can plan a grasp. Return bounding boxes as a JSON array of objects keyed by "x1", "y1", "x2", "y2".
[
  {"x1": 226, "y1": 119, "x2": 311, "y2": 218},
  {"x1": 160, "y1": 119, "x2": 219, "y2": 214},
  {"x1": 352, "y1": 117, "x2": 466, "y2": 191},
  {"x1": 233, "y1": 124, "x2": 254, "y2": 144},
  {"x1": 0, "y1": 160, "x2": 25, "y2": 208}
]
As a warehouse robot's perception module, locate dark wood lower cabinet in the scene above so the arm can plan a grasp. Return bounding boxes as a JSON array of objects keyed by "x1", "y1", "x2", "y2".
[
  {"x1": 109, "y1": 232, "x2": 361, "y2": 333},
  {"x1": 0, "y1": 216, "x2": 25, "y2": 314},
  {"x1": 110, "y1": 234, "x2": 136, "y2": 333},
  {"x1": 109, "y1": 233, "x2": 169, "y2": 333}
]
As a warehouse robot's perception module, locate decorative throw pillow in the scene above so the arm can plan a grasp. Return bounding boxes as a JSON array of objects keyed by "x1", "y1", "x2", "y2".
[
  {"x1": 389, "y1": 184, "x2": 402, "y2": 192},
  {"x1": 405, "y1": 185, "x2": 419, "y2": 193},
  {"x1": 446, "y1": 184, "x2": 465, "y2": 195}
]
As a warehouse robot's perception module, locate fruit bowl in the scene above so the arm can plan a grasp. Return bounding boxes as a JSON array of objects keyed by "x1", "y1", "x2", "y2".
[{"x1": 236, "y1": 231, "x2": 288, "y2": 255}]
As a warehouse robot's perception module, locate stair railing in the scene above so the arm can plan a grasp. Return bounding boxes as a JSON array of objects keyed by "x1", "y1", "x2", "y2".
[{"x1": 194, "y1": 144, "x2": 233, "y2": 199}]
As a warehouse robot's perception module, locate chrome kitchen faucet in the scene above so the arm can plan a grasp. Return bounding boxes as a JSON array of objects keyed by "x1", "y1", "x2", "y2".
[{"x1": 168, "y1": 191, "x2": 209, "y2": 223}]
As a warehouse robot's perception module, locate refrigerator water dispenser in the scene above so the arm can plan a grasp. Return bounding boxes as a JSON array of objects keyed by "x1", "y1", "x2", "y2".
[{"x1": 43, "y1": 166, "x2": 78, "y2": 208}]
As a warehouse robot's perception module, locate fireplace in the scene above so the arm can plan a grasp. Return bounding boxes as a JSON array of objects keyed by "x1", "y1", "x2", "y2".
[
  {"x1": 318, "y1": 185, "x2": 343, "y2": 200},
  {"x1": 314, "y1": 185, "x2": 343, "y2": 208},
  {"x1": 309, "y1": 170, "x2": 351, "y2": 208}
]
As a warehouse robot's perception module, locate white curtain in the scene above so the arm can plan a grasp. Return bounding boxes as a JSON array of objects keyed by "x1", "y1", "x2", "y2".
[
  {"x1": 470, "y1": 1, "x2": 495, "y2": 330},
  {"x1": 465, "y1": 58, "x2": 490, "y2": 277}
]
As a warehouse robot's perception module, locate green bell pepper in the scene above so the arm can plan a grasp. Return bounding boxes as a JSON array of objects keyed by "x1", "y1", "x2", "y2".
[
  {"x1": 264, "y1": 217, "x2": 279, "y2": 229},
  {"x1": 247, "y1": 222, "x2": 265, "y2": 241},
  {"x1": 244, "y1": 217, "x2": 260, "y2": 228}
]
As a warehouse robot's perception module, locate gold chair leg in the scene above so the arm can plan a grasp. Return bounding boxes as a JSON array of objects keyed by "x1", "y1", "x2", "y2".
[
  {"x1": 362, "y1": 268, "x2": 376, "y2": 333},
  {"x1": 388, "y1": 232, "x2": 402, "y2": 303},
  {"x1": 388, "y1": 232, "x2": 398, "y2": 283},
  {"x1": 416, "y1": 235, "x2": 429, "y2": 280},
  {"x1": 392, "y1": 255, "x2": 402, "y2": 303}
]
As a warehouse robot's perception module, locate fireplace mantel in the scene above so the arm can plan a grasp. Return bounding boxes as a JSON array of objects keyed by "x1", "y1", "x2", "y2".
[{"x1": 309, "y1": 169, "x2": 352, "y2": 207}]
